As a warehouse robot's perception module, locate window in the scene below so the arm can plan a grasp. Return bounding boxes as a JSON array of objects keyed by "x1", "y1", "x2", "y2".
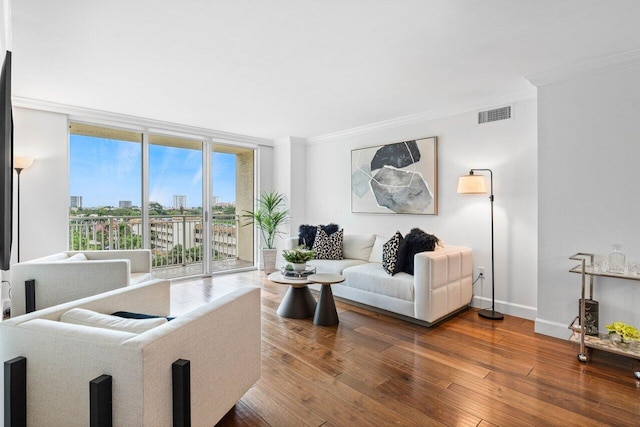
[{"x1": 69, "y1": 122, "x2": 255, "y2": 278}]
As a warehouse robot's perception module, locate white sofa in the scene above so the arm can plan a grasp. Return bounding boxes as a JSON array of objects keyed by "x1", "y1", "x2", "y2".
[
  {"x1": 10, "y1": 249, "x2": 153, "y2": 316},
  {"x1": 1, "y1": 279, "x2": 262, "y2": 426},
  {"x1": 286, "y1": 234, "x2": 473, "y2": 325}
]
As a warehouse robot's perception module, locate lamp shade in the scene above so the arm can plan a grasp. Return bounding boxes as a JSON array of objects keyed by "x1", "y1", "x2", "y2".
[
  {"x1": 14, "y1": 156, "x2": 34, "y2": 170},
  {"x1": 457, "y1": 174, "x2": 487, "y2": 194}
]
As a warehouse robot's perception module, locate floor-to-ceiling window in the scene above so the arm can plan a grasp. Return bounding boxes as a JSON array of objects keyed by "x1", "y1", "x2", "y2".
[
  {"x1": 211, "y1": 144, "x2": 254, "y2": 271},
  {"x1": 68, "y1": 123, "x2": 143, "y2": 251},
  {"x1": 69, "y1": 122, "x2": 255, "y2": 279},
  {"x1": 148, "y1": 134, "x2": 203, "y2": 277}
]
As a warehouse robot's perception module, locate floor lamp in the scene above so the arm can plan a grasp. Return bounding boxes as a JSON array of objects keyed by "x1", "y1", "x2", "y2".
[
  {"x1": 14, "y1": 156, "x2": 34, "y2": 263},
  {"x1": 457, "y1": 169, "x2": 504, "y2": 320}
]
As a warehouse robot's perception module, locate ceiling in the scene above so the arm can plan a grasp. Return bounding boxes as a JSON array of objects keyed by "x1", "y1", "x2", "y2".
[{"x1": 10, "y1": 0, "x2": 640, "y2": 140}]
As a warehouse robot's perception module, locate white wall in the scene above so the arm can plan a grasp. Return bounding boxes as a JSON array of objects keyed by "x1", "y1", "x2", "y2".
[
  {"x1": 304, "y1": 98, "x2": 538, "y2": 318},
  {"x1": 272, "y1": 137, "x2": 306, "y2": 267},
  {"x1": 0, "y1": 0, "x2": 10, "y2": 55},
  {"x1": 535, "y1": 63, "x2": 640, "y2": 338},
  {"x1": 12, "y1": 107, "x2": 69, "y2": 261}
]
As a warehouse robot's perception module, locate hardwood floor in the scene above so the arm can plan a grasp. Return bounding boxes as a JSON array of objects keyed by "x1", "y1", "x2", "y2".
[{"x1": 171, "y1": 270, "x2": 640, "y2": 427}]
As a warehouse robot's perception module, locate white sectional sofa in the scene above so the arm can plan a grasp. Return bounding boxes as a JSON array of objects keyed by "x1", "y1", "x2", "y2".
[
  {"x1": 1, "y1": 279, "x2": 261, "y2": 426},
  {"x1": 286, "y1": 234, "x2": 473, "y2": 325},
  {"x1": 10, "y1": 249, "x2": 153, "y2": 316}
]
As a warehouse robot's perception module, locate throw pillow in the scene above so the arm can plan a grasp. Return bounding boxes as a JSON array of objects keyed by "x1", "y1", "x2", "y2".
[
  {"x1": 400, "y1": 228, "x2": 440, "y2": 275},
  {"x1": 298, "y1": 223, "x2": 340, "y2": 249},
  {"x1": 342, "y1": 234, "x2": 376, "y2": 261},
  {"x1": 312, "y1": 227, "x2": 344, "y2": 260},
  {"x1": 111, "y1": 311, "x2": 175, "y2": 321},
  {"x1": 59, "y1": 253, "x2": 88, "y2": 262},
  {"x1": 368, "y1": 235, "x2": 387, "y2": 263},
  {"x1": 382, "y1": 231, "x2": 403, "y2": 275},
  {"x1": 60, "y1": 308, "x2": 167, "y2": 334}
]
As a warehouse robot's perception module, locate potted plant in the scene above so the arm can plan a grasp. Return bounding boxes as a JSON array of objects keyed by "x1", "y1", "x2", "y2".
[
  {"x1": 241, "y1": 190, "x2": 289, "y2": 274},
  {"x1": 282, "y1": 246, "x2": 315, "y2": 272}
]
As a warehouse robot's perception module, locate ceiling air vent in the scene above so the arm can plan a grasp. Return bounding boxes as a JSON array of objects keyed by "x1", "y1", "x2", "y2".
[{"x1": 478, "y1": 105, "x2": 512, "y2": 124}]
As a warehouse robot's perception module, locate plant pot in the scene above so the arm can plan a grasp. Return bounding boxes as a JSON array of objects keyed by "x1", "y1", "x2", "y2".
[
  {"x1": 261, "y1": 248, "x2": 277, "y2": 274},
  {"x1": 292, "y1": 262, "x2": 307, "y2": 272}
]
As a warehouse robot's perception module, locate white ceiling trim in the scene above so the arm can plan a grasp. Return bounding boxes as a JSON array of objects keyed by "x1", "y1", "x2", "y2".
[
  {"x1": 526, "y1": 49, "x2": 640, "y2": 87},
  {"x1": 305, "y1": 88, "x2": 537, "y2": 144},
  {"x1": 12, "y1": 96, "x2": 273, "y2": 147}
]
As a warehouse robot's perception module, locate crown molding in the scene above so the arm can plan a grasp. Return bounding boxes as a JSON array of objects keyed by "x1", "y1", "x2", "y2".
[
  {"x1": 526, "y1": 49, "x2": 640, "y2": 88},
  {"x1": 305, "y1": 88, "x2": 536, "y2": 144},
  {"x1": 12, "y1": 96, "x2": 273, "y2": 147}
]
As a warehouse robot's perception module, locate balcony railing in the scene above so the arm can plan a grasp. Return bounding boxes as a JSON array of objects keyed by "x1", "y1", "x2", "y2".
[{"x1": 68, "y1": 214, "x2": 240, "y2": 272}]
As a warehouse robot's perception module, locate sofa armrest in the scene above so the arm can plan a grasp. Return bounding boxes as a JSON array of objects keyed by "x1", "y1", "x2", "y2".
[
  {"x1": 5, "y1": 279, "x2": 171, "y2": 325},
  {"x1": 413, "y1": 246, "x2": 473, "y2": 323},
  {"x1": 125, "y1": 286, "x2": 262, "y2": 425},
  {"x1": 68, "y1": 249, "x2": 152, "y2": 273},
  {"x1": 10, "y1": 259, "x2": 132, "y2": 316}
]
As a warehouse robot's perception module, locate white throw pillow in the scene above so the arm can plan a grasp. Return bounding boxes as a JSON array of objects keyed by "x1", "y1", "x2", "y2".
[
  {"x1": 342, "y1": 234, "x2": 376, "y2": 261},
  {"x1": 58, "y1": 253, "x2": 88, "y2": 262},
  {"x1": 368, "y1": 235, "x2": 388, "y2": 263},
  {"x1": 60, "y1": 308, "x2": 167, "y2": 334}
]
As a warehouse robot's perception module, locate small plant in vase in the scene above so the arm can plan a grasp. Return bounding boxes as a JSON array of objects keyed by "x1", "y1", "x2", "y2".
[{"x1": 282, "y1": 246, "x2": 315, "y2": 272}]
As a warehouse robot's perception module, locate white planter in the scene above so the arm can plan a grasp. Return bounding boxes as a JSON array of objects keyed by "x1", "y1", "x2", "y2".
[
  {"x1": 292, "y1": 262, "x2": 307, "y2": 272},
  {"x1": 261, "y1": 248, "x2": 277, "y2": 274}
]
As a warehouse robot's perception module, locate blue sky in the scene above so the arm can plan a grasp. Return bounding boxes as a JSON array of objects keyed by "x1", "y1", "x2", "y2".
[{"x1": 70, "y1": 135, "x2": 237, "y2": 208}]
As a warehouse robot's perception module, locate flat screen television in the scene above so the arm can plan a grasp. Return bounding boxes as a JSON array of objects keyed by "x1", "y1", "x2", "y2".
[{"x1": 0, "y1": 50, "x2": 13, "y2": 271}]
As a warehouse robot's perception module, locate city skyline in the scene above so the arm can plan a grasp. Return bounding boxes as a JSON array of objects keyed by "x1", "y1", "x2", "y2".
[{"x1": 70, "y1": 135, "x2": 238, "y2": 208}]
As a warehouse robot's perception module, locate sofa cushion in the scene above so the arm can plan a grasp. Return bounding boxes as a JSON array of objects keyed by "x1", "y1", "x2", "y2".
[
  {"x1": 308, "y1": 259, "x2": 367, "y2": 275},
  {"x1": 60, "y1": 308, "x2": 167, "y2": 333},
  {"x1": 342, "y1": 234, "x2": 376, "y2": 261},
  {"x1": 382, "y1": 232, "x2": 403, "y2": 275},
  {"x1": 313, "y1": 227, "x2": 344, "y2": 260},
  {"x1": 28, "y1": 252, "x2": 70, "y2": 263},
  {"x1": 342, "y1": 263, "x2": 414, "y2": 301},
  {"x1": 58, "y1": 253, "x2": 88, "y2": 262},
  {"x1": 368, "y1": 235, "x2": 388, "y2": 263},
  {"x1": 298, "y1": 223, "x2": 339, "y2": 249}
]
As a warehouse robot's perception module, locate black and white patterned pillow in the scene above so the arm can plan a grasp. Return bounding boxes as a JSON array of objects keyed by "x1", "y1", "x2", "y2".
[
  {"x1": 382, "y1": 231, "x2": 403, "y2": 275},
  {"x1": 312, "y1": 227, "x2": 344, "y2": 260}
]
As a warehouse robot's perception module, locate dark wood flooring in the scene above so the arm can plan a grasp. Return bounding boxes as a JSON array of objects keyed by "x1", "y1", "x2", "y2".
[{"x1": 170, "y1": 270, "x2": 640, "y2": 427}]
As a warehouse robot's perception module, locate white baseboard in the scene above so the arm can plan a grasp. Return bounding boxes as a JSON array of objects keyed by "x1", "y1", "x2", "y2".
[
  {"x1": 471, "y1": 295, "x2": 537, "y2": 321},
  {"x1": 534, "y1": 318, "x2": 573, "y2": 340}
]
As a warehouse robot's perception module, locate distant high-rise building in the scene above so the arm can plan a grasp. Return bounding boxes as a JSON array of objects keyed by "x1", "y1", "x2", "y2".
[
  {"x1": 70, "y1": 196, "x2": 83, "y2": 208},
  {"x1": 211, "y1": 195, "x2": 219, "y2": 204},
  {"x1": 173, "y1": 195, "x2": 187, "y2": 209},
  {"x1": 119, "y1": 200, "x2": 132, "y2": 208}
]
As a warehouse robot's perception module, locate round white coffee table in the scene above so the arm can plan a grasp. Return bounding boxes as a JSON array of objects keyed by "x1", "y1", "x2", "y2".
[
  {"x1": 267, "y1": 272, "x2": 317, "y2": 319},
  {"x1": 307, "y1": 273, "x2": 345, "y2": 326}
]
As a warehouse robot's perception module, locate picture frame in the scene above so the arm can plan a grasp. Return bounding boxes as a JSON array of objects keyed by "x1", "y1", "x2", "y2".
[{"x1": 351, "y1": 136, "x2": 437, "y2": 215}]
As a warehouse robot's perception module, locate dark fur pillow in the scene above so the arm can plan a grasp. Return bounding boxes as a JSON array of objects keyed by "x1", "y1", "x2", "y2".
[
  {"x1": 298, "y1": 223, "x2": 339, "y2": 249},
  {"x1": 399, "y1": 228, "x2": 439, "y2": 275}
]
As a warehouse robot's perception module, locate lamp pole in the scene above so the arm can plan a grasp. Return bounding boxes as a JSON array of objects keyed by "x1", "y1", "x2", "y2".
[
  {"x1": 468, "y1": 169, "x2": 503, "y2": 320},
  {"x1": 13, "y1": 157, "x2": 33, "y2": 263},
  {"x1": 15, "y1": 166, "x2": 23, "y2": 262}
]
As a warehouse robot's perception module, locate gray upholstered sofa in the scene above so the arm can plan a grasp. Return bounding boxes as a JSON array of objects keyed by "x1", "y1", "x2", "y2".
[
  {"x1": 1, "y1": 279, "x2": 261, "y2": 426},
  {"x1": 285, "y1": 234, "x2": 473, "y2": 325},
  {"x1": 10, "y1": 249, "x2": 153, "y2": 316}
]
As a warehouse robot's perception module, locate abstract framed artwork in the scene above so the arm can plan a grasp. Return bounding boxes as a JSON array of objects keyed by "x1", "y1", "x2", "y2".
[{"x1": 351, "y1": 136, "x2": 437, "y2": 215}]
